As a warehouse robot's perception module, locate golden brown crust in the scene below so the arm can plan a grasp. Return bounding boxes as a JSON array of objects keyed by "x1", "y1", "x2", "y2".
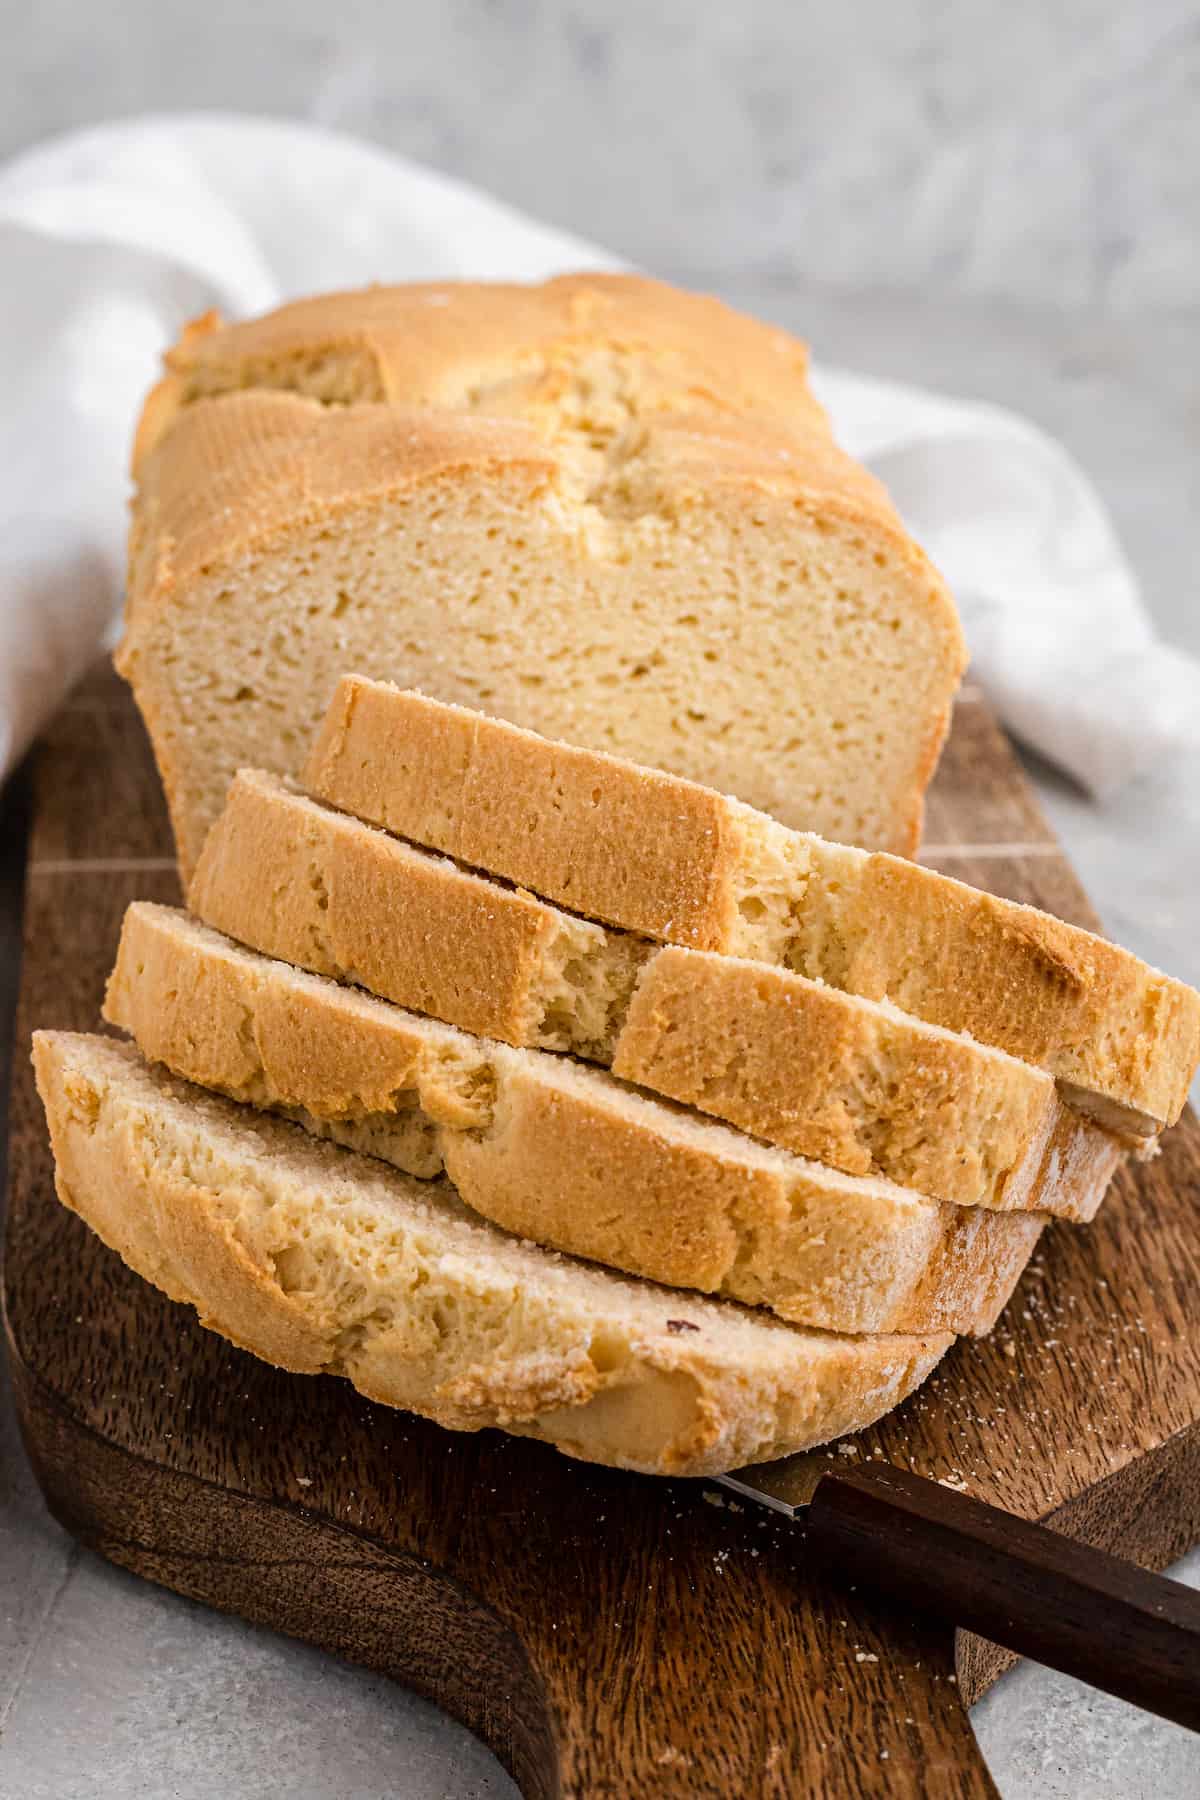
[
  {"x1": 123, "y1": 388, "x2": 556, "y2": 605},
  {"x1": 104, "y1": 903, "x2": 1066, "y2": 1334},
  {"x1": 127, "y1": 276, "x2": 912, "y2": 598},
  {"x1": 612, "y1": 947, "x2": 1117, "y2": 1217},
  {"x1": 33, "y1": 1031, "x2": 949, "y2": 1477},
  {"x1": 152, "y1": 276, "x2": 829, "y2": 447},
  {"x1": 188, "y1": 777, "x2": 1121, "y2": 1219},
  {"x1": 187, "y1": 769, "x2": 638, "y2": 1053},
  {"x1": 810, "y1": 850, "x2": 1200, "y2": 1132},
  {"x1": 306, "y1": 679, "x2": 1200, "y2": 1131},
  {"x1": 440, "y1": 1055, "x2": 1047, "y2": 1336},
  {"x1": 306, "y1": 679, "x2": 745, "y2": 950},
  {"x1": 104, "y1": 901, "x2": 480, "y2": 1120}
]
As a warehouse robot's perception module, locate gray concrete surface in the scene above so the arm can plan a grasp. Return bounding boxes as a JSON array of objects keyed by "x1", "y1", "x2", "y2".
[
  {"x1": 3, "y1": 0, "x2": 1198, "y2": 316},
  {"x1": 2, "y1": 2, "x2": 1199, "y2": 1794}
]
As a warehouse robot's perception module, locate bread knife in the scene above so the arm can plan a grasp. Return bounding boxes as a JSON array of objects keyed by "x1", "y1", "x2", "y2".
[{"x1": 719, "y1": 1451, "x2": 1200, "y2": 1730}]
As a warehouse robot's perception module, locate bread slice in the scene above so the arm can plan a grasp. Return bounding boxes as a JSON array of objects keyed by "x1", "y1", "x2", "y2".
[
  {"x1": 306, "y1": 679, "x2": 1200, "y2": 1137},
  {"x1": 32, "y1": 1031, "x2": 950, "y2": 1477},
  {"x1": 118, "y1": 275, "x2": 966, "y2": 879},
  {"x1": 189, "y1": 772, "x2": 1124, "y2": 1220},
  {"x1": 104, "y1": 903, "x2": 1053, "y2": 1335}
]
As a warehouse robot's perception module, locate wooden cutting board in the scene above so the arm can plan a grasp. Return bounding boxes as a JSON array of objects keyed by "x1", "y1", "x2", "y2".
[{"x1": 4, "y1": 665, "x2": 1200, "y2": 1800}]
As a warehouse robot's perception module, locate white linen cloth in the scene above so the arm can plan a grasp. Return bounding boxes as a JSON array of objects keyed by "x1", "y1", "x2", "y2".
[{"x1": 1, "y1": 112, "x2": 1196, "y2": 797}]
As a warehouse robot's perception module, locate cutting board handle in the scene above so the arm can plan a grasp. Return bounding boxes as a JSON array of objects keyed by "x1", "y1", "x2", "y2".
[{"x1": 808, "y1": 1461, "x2": 1200, "y2": 1731}]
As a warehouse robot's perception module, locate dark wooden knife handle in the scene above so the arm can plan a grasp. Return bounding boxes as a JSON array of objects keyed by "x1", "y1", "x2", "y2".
[{"x1": 807, "y1": 1460, "x2": 1200, "y2": 1731}]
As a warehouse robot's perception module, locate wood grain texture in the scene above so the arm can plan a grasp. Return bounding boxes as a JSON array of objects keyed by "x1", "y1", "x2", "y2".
[{"x1": 4, "y1": 665, "x2": 1200, "y2": 1798}]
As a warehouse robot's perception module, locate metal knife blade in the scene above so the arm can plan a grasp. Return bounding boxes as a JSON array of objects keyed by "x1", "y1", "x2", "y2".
[{"x1": 719, "y1": 1449, "x2": 832, "y2": 1515}]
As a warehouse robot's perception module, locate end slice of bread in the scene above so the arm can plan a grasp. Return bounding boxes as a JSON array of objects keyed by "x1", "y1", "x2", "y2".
[
  {"x1": 32, "y1": 1030, "x2": 950, "y2": 1477},
  {"x1": 104, "y1": 903, "x2": 1057, "y2": 1334},
  {"x1": 188, "y1": 773, "x2": 1126, "y2": 1218},
  {"x1": 306, "y1": 678, "x2": 1200, "y2": 1134}
]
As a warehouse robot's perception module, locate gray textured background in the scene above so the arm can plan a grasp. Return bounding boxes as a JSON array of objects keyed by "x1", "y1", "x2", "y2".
[
  {"x1": 6, "y1": 0, "x2": 1200, "y2": 314},
  {"x1": 2, "y1": 2, "x2": 1199, "y2": 1795}
]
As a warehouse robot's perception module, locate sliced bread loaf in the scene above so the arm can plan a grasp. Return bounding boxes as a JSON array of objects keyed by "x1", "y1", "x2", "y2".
[
  {"x1": 118, "y1": 275, "x2": 966, "y2": 878},
  {"x1": 32, "y1": 1031, "x2": 950, "y2": 1477},
  {"x1": 189, "y1": 771, "x2": 1124, "y2": 1219},
  {"x1": 306, "y1": 679, "x2": 1200, "y2": 1136},
  {"x1": 104, "y1": 903, "x2": 1052, "y2": 1335}
]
